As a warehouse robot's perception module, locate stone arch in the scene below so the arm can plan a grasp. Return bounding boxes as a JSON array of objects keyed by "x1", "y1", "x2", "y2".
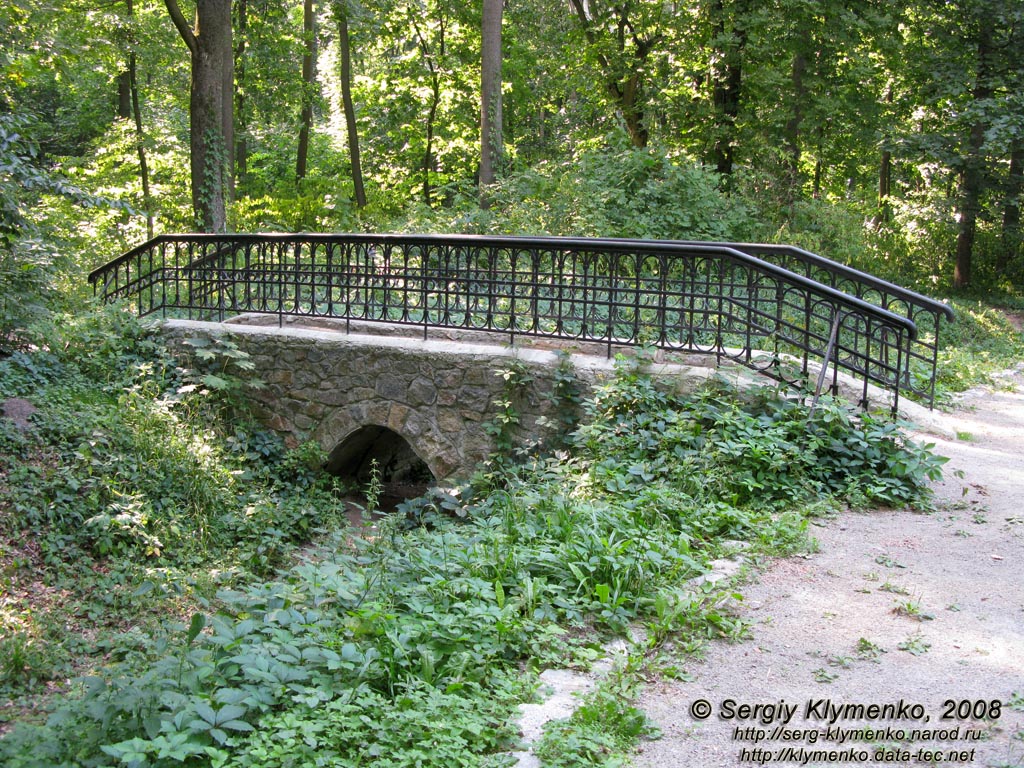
[
  {"x1": 313, "y1": 399, "x2": 465, "y2": 481},
  {"x1": 325, "y1": 424, "x2": 436, "y2": 487}
]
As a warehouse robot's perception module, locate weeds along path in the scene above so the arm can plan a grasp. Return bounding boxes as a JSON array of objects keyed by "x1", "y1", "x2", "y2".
[{"x1": 635, "y1": 369, "x2": 1024, "y2": 768}]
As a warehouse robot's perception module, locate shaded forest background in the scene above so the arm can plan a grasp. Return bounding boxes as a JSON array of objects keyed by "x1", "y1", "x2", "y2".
[{"x1": 2, "y1": 0, "x2": 1023, "y2": 344}]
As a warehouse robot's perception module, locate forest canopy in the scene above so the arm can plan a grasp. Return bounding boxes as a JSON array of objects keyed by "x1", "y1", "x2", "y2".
[{"x1": 2, "y1": 0, "x2": 1022, "y2": 309}]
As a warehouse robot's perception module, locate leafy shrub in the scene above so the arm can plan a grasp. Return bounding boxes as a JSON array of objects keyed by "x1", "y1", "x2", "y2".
[
  {"x1": 535, "y1": 683, "x2": 659, "y2": 768},
  {"x1": 0, "y1": 307, "x2": 339, "y2": 570},
  {"x1": 576, "y1": 358, "x2": 945, "y2": 511},
  {"x1": 400, "y1": 133, "x2": 760, "y2": 243}
]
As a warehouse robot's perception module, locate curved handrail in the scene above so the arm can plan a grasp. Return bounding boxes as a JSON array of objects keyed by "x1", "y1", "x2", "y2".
[{"x1": 660, "y1": 240, "x2": 953, "y2": 320}]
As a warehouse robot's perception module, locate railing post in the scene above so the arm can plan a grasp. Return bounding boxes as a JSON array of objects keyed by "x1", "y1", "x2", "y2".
[
  {"x1": 657, "y1": 253, "x2": 668, "y2": 348},
  {"x1": 809, "y1": 309, "x2": 843, "y2": 418},
  {"x1": 893, "y1": 328, "x2": 904, "y2": 416},
  {"x1": 606, "y1": 251, "x2": 617, "y2": 358},
  {"x1": 861, "y1": 321, "x2": 872, "y2": 409}
]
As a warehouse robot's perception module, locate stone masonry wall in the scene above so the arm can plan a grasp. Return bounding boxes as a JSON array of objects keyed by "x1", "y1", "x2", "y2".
[{"x1": 159, "y1": 319, "x2": 722, "y2": 480}]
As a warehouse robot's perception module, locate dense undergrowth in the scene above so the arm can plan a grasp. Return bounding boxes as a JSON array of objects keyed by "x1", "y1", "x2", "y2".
[{"x1": 0, "y1": 307, "x2": 948, "y2": 767}]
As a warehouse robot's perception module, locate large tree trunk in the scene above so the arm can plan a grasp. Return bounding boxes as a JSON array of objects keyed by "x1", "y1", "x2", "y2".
[
  {"x1": 337, "y1": 3, "x2": 366, "y2": 208},
  {"x1": 953, "y1": 17, "x2": 995, "y2": 289},
  {"x1": 783, "y1": 50, "x2": 807, "y2": 201},
  {"x1": 218, "y1": 2, "x2": 234, "y2": 203},
  {"x1": 296, "y1": 0, "x2": 316, "y2": 184},
  {"x1": 954, "y1": 126, "x2": 985, "y2": 289},
  {"x1": 165, "y1": 0, "x2": 233, "y2": 232},
  {"x1": 479, "y1": 0, "x2": 503, "y2": 205}
]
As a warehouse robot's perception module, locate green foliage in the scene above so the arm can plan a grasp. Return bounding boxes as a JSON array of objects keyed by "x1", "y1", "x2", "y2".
[
  {"x1": 931, "y1": 298, "x2": 1024, "y2": 398},
  {"x1": 537, "y1": 350, "x2": 583, "y2": 451},
  {"x1": 577, "y1": 358, "x2": 945, "y2": 512},
  {"x1": 0, "y1": 114, "x2": 125, "y2": 351},
  {"x1": 178, "y1": 333, "x2": 266, "y2": 410},
  {"x1": 0, "y1": 4, "x2": 1016, "y2": 760},
  {"x1": 0, "y1": 239, "x2": 54, "y2": 353},
  {"x1": 4, "y1": 0, "x2": 1024, "y2": 298},
  {"x1": 0, "y1": 305, "x2": 949, "y2": 767},
  {"x1": 230, "y1": 190, "x2": 357, "y2": 233},
  {"x1": 483, "y1": 360, "x2": 535, "y2": 461},
  {"x1": 0, "y1": 308, "x2": 338, "y2": 573},
  {"x1": 405, "y1": 138, "x2": 761, "y2": 242},
  {"x1": 566, "y1": 137, "x2": 759, "y2": 241},
  {"x1": 0, "y1": 629, "x2": 57, "y2": 689},
  {"x1": 535, "y1": 683, "x2": 659, "y2": 768}
]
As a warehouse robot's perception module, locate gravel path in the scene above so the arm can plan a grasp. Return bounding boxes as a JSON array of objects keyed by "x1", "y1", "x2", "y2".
[{"x1": 634, "y1": 370, "x2": 1024, "y2": 768}]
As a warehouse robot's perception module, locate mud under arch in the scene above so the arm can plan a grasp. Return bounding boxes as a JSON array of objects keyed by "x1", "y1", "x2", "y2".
[{"x1": 325, "y1": 425, "x2": 436, "y2": 501}]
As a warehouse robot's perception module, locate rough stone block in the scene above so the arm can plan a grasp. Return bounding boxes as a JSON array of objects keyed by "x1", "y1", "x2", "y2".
[
  {"x1": 408, "y1": 376, "x2": 437, "y2": 406},
  {"x1": 457, "y1": 385, "x2": 491, "y2": 413},
  {"x1": 376, "y1": 375, "x2": 410, "y2": 402}
]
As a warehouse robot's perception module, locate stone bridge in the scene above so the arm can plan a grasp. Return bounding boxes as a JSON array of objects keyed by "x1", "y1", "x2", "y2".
[
  {"x1": 94, "y1": 233, "x2": 954, "y2": 485},
  {"x1": 162, "y1": 317, "x2": 722, "y2": 484}
]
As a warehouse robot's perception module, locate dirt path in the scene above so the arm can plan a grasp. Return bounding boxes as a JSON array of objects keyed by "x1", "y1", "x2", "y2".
[{"x1": 635, "y1": 369, "x2": 1024, "y2": 768}]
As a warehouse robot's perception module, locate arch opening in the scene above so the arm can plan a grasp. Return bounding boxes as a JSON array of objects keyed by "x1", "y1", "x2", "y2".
[{"x1": 325, "y1": 425, "x2": 436, "y2": 509}]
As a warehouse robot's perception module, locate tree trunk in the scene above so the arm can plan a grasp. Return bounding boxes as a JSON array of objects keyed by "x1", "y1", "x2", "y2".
[
  {"x1": 117, "y1": 72, "x2": 132, "y2": 119},
  {"x1": 129, "y1": 53, "x2": 154, "y2": 239},
  {"x1": 998, "y1": 137, "x2": 1023, "y2": 274},
  {"x1": 567, "y1": 0, "x2": 656, "y2": 149},
  {"x1": 479, "y1": 0, "x2": 503, "y2": 206},
  {"x1": 709, "y1": 0, "x2": 744, "y2": 177},
  {"x1": 165, "y1": 0, "x2": 233, "y2": 232},
  {"x1": 235, "y1": 0, "x2": 248, "y2": 190},
  {"x1": 954, "y1": 125, "x2": 984, "y2": 289},
  {"x1": 874, "y1": 148, "x2": 892, "y2": 225},
  {"x1": 337, "y1": 3, "x2": 366, "y2": 208},
  {"x1": 116, "y1": 0, "x2": 132, "y2": 119},
  {"x1": 424, "y1": 72, "x2": 439, "y2": 205},
  {"x1": 126, "y1": 0, "x2": 154, "y2": 239},
  {"x1": 219, "y1": 2, "x2": 234, "y2": 203},
  {"x1": 296, "y1": 0, "x2": 316, "y2": 184},
  {"x1": 618, "y1": 72, "x2": 648, "y2": 148},
  {"x1": 953, "y1": 17, "x2": 995, "y2": 289},
  {"x1": 783, "y1": 50, "x2": 807, "y2": 201},
  {"x1": 875, "y1": 83, "x2": 893, "y2": 224},
  {"x1": 411, "y1": 13, "x2": 442, "y2": 206},
  {"x1": 813, "y1": 124, "x2": 823, "y2": 199},
  {"x1": 116, "y1": 0, "x2": 153, "y2": 237}
]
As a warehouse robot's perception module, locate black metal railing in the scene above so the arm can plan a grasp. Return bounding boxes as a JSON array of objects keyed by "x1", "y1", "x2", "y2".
[
  {"x1": 691, "y1": 241, "x2": 952, "y2": 407},
  {"x1": 88, "y1": 233, "x2": 944, "y2": 410}
]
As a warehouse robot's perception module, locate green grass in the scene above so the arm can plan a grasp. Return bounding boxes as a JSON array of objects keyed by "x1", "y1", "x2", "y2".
[{"x1": 933, "y1": 297, "x2": 1024, "y2": 402}]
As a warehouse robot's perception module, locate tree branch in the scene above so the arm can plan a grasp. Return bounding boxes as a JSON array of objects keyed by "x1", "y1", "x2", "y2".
[{"x1": 165, "y1": 0, "x2": 198, "y2": 57}]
